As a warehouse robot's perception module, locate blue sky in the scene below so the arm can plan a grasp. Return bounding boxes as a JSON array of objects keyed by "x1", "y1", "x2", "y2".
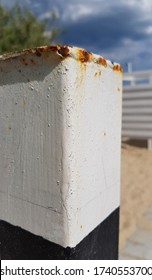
[{"x1": 2, "y1": 0, "x2": 152, "y2": 71}]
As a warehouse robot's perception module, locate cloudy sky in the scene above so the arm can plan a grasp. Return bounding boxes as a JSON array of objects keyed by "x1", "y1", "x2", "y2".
[{"x1": 2, "y1": 0, "x2": 152, "y2": 71}]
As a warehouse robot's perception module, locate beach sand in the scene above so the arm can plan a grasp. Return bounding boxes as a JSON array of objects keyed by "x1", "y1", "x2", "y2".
[{"x1": 119, "y1": 141, "x2": 152, "y2": 250}]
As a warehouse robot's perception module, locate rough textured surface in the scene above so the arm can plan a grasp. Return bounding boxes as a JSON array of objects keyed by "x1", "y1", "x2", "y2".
[
  {"x1": 0, "y1": 45, "x2": 122, "y2": 72},
  {"x1": 0, "y1": 208, "x2": 119, "y2": 260},
  {"x1": 119, "y1": 142, "x2": 152, "y2": 250},
  {"x1": 0, "y1": 45, "x2": 122, "y2": 248}
]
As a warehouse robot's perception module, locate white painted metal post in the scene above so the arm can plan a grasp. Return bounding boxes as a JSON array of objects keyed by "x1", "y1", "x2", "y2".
[{"x1": 0, "y1": 45, "x2": 122, "y2": 259}]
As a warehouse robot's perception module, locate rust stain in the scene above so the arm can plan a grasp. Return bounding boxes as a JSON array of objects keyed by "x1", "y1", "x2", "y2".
[
  {"x1": 80, "y1": 62, "x2": 87, "y2": 73},
  {"x1": 21, "y1": 57, "x2": 28, "y2": 65},
  {"x1": 94, "y1": 70, "x2": 101, "y2": 77},
  {"x1": 98, "y1": 57, "x2": 107, "y2": 67},
  {"x1": 1, "y1": 45, "x2": 122, "y2": 72},
  {"x1": 50, "y1": 45, "x2": 60, "y2": 52},
  {"x1": 32, "y1": 45, "x2": 70, "y2": 59},
  {"x1": 113, "y1": 64, "x2": 123, "y2": 72},
  {"x1": 35, "y1": 49, "x2": 42, "y2": 57},
  {"x1": 80, "y1": 225, "x2": 83, "y2": 229},
  {"x1": 117, "y1": 87, "x2": 120, "y2": 92},
  {"x1": 31, "y1": 59, "x2": 36, "y2": 65},
  {"x1": 57, "y1": 45, "x2": 70, "y2": 58},
  {"x1": 36, "y1": 45, "x2": 56, "y2": 54},
  {"x1": 78, "y1": 49, "x2": 92, "y2": 63}
]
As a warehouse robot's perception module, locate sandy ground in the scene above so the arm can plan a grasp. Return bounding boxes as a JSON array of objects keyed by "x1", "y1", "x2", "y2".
[{"x1": 119, "y1": 141, "x2": 152, "y2": 250}]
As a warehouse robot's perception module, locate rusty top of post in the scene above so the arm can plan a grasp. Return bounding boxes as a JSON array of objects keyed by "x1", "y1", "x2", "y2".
[{"x1": 0, "y1": 45, "x2": 122, "y2": 72}]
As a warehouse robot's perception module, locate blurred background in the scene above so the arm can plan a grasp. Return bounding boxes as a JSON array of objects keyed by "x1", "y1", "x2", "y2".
[
  {"x1": 1, "y1": 0, "x2": 152, "y2": 71},
  {"x1": 0, "y1": 0, "x2": 152, "y2": 259}
]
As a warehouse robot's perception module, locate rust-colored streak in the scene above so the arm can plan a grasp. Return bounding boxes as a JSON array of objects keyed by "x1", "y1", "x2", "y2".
[
  {"x1": 94, "y1": 70, "x2": 101, "y2": 77},
  {"x1": 98, "y1": 57, "x2": 107, "y2": 67},
  {"x1": 78, "y1": 49, "x2": 92, "y2": 63},
  {"x1": 113, "y1": 64, "x2": 123, "y2": 72}
]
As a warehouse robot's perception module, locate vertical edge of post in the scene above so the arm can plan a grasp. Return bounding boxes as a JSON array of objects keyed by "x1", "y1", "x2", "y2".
[{"x1": 0, "y1": 208, "x2": 119, "y2": 259}]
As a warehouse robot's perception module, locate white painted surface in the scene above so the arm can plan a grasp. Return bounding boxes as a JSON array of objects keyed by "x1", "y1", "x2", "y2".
[{"x1": 0, "y1": 46, "x2": 122, "y2": 247}]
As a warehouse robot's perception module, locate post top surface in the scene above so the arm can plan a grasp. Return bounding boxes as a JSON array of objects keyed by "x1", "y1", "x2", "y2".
[{"x1": 0, "y1": 45, "x2": 122, "y2": 72}]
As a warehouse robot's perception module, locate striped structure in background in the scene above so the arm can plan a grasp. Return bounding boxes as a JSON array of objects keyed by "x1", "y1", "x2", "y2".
[{"x1": 122, "y1": 70, "x2": 152, "y2": 149}]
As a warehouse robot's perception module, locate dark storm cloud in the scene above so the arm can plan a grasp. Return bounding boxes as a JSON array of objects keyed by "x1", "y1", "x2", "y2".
[
  {"x1": 2, "y1": 0, "x2": 152, "y2": 69},
  {"x1": 62, "y1": 6, "x2": 149, "y2": 54}
]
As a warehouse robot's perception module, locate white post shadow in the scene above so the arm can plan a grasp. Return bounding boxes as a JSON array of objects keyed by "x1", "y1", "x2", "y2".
[{"x1": 0, "y1": 45, "x2": 122, "y2": 252}]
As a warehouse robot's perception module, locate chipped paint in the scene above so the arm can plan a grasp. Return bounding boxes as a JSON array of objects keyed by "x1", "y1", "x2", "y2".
[{"x1": 0, "y1": 44, "x2": 122, "y2": 72}]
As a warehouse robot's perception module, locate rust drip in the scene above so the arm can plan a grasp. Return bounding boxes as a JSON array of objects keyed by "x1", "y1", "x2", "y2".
[
  {"x1": 94, "y1": 70, "x2": 101, "y2": 77},
  {"x1": 78, "y1": 49, "x2": 92, "y2": 63},
  {"x1": 98, "y1": 57, "x2": 107, "y2": 67},
  {"x1": 113, "y1": 64, "x2": 122, "y2": 72}
]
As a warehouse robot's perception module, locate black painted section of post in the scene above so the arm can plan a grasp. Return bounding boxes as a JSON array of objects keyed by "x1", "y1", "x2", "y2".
[{"x1": 0, "y1": 208, "x2": 119, "y2": 260}]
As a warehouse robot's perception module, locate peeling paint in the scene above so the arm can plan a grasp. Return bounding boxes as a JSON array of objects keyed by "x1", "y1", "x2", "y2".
[{"x1": 0, "y1": 44, "x2": 122, "y2": 72}]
